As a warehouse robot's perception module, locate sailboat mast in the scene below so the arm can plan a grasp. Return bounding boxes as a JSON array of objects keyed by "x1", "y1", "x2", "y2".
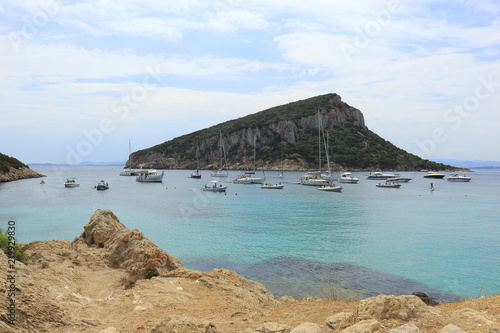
[{"x1": 318, "y1": 112, "x2": 322, "y2": 172}]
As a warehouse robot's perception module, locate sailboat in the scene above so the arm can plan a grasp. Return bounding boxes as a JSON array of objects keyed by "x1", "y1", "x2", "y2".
[
  {"x1": 120, "y1": 140, "x2": 137, "y2": 176},
  {"x1": 277, "y1": 151, "x2": 285, "y2": 179},
  {"x1": 210, "y1": 131, "x2": 229, "y2": 177},
  {"x1": 299, "y1": 112, "x2": 329, "y2": 186},
  {"x1": 233, "y1": 135, "x2": 266, "y2": 184},
  {"x1": 189, "y1": 145, "x2": 202, "y2": 179}
]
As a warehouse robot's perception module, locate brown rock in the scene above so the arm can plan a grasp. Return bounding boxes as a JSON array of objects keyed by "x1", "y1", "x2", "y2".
[
  {"x1": 72, "y1": 209, "x2": 183, "y2": 279},
  {"x1": 250, "y1": 322, "x2": 294, "y2": 332},
  {"x1": 356, "y1": 295, "x2": 440, "y2": 322},
  {"x1": 439, "y1": 324, "x2": 467, "y2": 333},
  {"x1": 150, "y1": 315, "x2": 219, "y2": 333},
  {"x1": 326, "y1": 312, "x2": 354, "y2": 330},
  {"x1": 290, "y1": 322, "x2": 323, "y2": 333},
  {"x1": 341, "y1": 319, "x2": 381, "y2": 333}
]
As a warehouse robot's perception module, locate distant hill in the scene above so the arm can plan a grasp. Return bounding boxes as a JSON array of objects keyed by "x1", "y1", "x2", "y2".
[
  {"x1": 433, "y1": 159, "x2": 500, "y2": 169},
  {"x1": 127, "y1": 93, "x2": 459, "y2": 171},
  {"x1": 28, "y1": 161, "x2": 126, "y2": 167},
  {"x1": 0, "y1": 153, "x2": 45, "y2": 183}
]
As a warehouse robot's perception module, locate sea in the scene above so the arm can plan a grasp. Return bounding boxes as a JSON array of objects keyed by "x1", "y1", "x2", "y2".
[{"x1": 1, "y1": 166, "x2": 498, "y2": 302}]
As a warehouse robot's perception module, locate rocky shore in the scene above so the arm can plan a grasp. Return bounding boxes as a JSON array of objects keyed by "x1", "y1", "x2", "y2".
[
  {"x1": 1, "y1": 209, "x2": 498, "y2": 333},
  {"x1": 0, "y1": 166, "x2": 45, "y2": 183}
]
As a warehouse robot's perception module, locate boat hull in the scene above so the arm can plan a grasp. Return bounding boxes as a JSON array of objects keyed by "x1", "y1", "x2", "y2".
[{"x1": 318, "y1": 185, "x2": 343, "y2": 192}]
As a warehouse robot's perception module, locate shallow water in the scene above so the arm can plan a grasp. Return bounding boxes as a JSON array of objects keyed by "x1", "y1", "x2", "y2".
[{"x1": 1, "y1": 166, "x2": 498, "y2": 300}]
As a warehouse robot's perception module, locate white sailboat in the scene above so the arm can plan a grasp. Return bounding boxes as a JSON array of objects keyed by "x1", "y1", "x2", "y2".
[
  {"x1": 120, "y1": 140, "x2": 137, "y2": 176},
  {"x1": 299, "y1": 112, "x2": 330, "y2": 186},
  {"x1": 277, "y1": 152, "x2": 285, "y2": 179},
  {"x1": 211, "y1": 131, "x2": 229, "y2": 177}
]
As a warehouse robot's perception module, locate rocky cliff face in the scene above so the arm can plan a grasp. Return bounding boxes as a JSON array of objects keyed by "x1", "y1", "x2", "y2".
[
  {"x1": 127, "y1": 94, "x2": 366, "y2": 170},
  {"x1": 0, "y1": 167, "x2": 45, "y2": 183}
]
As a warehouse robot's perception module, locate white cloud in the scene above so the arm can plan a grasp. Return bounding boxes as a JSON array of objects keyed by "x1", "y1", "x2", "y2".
[{"x1": 1, "y1": 0, "x2": 500, "y2": 163}]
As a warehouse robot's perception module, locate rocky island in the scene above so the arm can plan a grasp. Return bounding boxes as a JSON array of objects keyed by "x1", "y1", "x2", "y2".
[
  {"x1": 1, "y1": 209, "x2": 498, "y2": 332},
  {"x1": 127, "y1": 94, "x2": 462, "y2": 172}
]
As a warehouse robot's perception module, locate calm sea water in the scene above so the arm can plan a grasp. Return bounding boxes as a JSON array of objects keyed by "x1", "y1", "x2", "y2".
[{"x1": 1, "y1": 166, "x2": 498, "y2": 301}]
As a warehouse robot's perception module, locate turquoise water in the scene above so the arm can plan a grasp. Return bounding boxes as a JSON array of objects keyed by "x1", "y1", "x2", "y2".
[{"x1": 1, "y1": 166, "x2": 498, "y2": 300}]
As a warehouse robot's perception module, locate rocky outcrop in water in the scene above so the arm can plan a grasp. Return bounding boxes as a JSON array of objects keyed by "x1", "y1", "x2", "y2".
[{"x1": 0, "y1": 166, "x2": 45, "y2": 183}]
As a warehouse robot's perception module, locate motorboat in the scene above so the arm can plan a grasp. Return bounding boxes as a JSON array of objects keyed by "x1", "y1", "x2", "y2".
[
  {"x1": 120, "y1": 168, "x2": 138, "y2": 176},
  {"x1": 95, "y1": 180, "x2": 109, "y2": 190},
  {"x1": 64, "y1": 177, "x2": 80, "y2": 188},
  {"x1": 386, "y1": 174, "x2": 411, "y2": 183},
  {"x1": 366, "y1": 171, "x2": 396, "y2": 179},
  {"x1": 189, "y1": 170, "x2": 202, "y2": 179},
  {"x1": 202, "y1": 181, "x2": 227, "y2": 192},
  {"x1": 376, "y1": 182, "x2": 401, "y2": 188},
  {"x1": 318, "y1": 183, "x2": 343, "y2": 192},
  {"x1": 423, "y1": 171, "x2": 446, "y2": 179},
  {"x1": 338, "y1": 172, "x2": 359, "y2": 183},
  {"x1": 447, "y1": 174, "x2": 472, "y2": 182},
  {"x1": 261, "y1": 182, "x2": 284, "y2": 189},
  {"x1": 135, "y1": 170, "x2": 164, "y2": 182}
]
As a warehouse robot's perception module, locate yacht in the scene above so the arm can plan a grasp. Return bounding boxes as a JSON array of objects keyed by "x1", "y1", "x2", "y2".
[
  {"x1": 447, "y1": 174, "x2": 471, "y2": 182},
  {"x1": 386, "y1": 174, "x2": 412, "y2": 183},
  {"x1": 366, "y1": 171, "x2": 396, "y2": 179},
  {"x1": 136, "y1": 170, "x2": 164, "y2": 182},
  {"x1": 423, "y1": 171, "x2": 446, "y2": 179},
  {"x1": 338, "y1": 172, "x2": 359, "y2": 184}
]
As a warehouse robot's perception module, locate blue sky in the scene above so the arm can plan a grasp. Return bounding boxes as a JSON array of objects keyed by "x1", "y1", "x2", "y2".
[{"x1": 1, "y1": 0, "x2": 499, "y2": 164}]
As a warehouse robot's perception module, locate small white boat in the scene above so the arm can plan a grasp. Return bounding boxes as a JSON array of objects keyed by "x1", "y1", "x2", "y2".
[
  {"x1": 386, "y1": 174, "x2": 412, "y2": 183},
  {"x1": 261, "y1": 183, "x2": 284, "y2": 189},
  {"x1": 189, "y1": 170, "x2": 202, "y2": 179},
  {"x1": 366, "y1": 171, "x2": 396, "y2": 179},
  {"x1": 318, "y1": 183, "x2": 343, "y2": 192},
  {"x1": 210, "y1": 170, "x2": 229, "y2": 177},
  {"x1": 423, "y1": 171, "x2": 445, "y2": 179},
  {"x1": 338, "y1": 172, "x2": 359, "y2": 183},
  {"x1": 202, "y1": 181, "x2": 227, "y2": 192},
  {"x1": 376, "y1": 182, "x2": 401, "y2": 188},
  {"x1": 64, "y1": 177, "x2": 80, "y2": 188},
  {"x1": 447, "y1": 174, "x2": 472, "y2": 182},
  {"x1": 95, "y1": 180, "x2": 109, "y2": 190},
  {"x1": 136, "y1": 170, "x2": 164, "y2": 182}
]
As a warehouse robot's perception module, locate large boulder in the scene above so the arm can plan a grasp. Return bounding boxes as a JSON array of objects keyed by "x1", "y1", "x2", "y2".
[
  {"x1": 356, "y1": 295, "x2": 440, "y2": 322},
  {"x1": 150, "y1": 315, "x2": 219, "y2": 333},
  {"x1": 72, "y1": 209, "x2": 183, "y2": 279},
  {"x1": 290, "y1": 322, "x2": 323, "y2": 333}
]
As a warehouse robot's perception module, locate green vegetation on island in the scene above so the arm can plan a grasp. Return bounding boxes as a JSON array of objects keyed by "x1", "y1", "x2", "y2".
[{"x1": 0, "y1": 152, "x2": 28, "y2": 173}]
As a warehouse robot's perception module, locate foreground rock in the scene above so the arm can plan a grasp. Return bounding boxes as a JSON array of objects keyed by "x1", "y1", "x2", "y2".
[{"x1": 1, "y1": 209, "x2": 499, "y2": 333}]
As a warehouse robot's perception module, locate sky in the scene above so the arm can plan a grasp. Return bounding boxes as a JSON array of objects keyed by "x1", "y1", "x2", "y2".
[{"x1": 1, "y1": 0, "x2": 499, "y2": 164}]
